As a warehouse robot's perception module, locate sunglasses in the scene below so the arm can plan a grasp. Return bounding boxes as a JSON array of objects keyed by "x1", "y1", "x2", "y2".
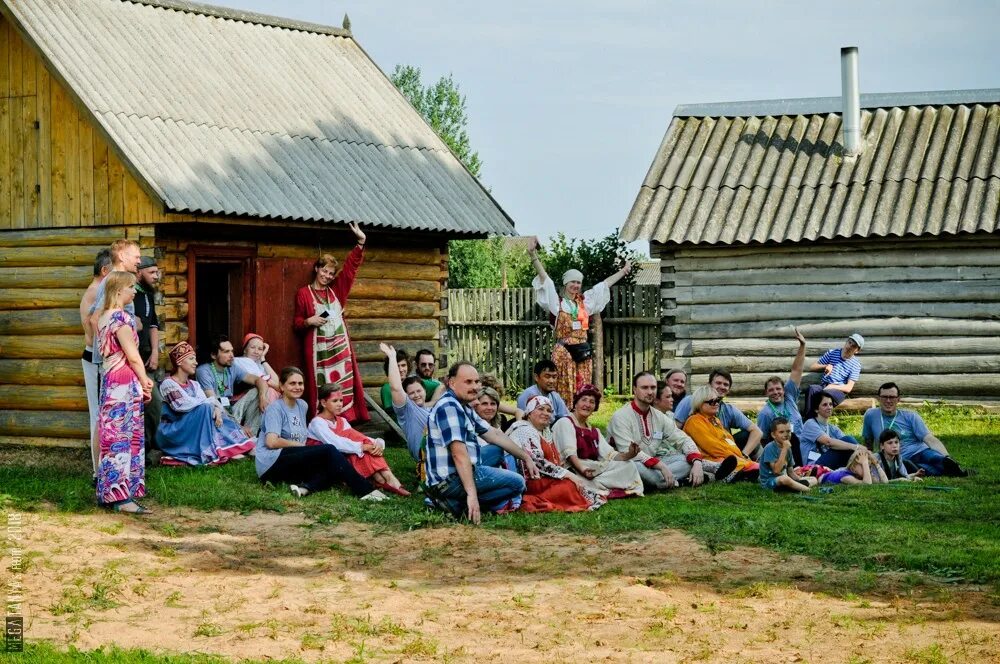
[{"x1": 705, "y1": 398, "x2": 723, "y2": 406}]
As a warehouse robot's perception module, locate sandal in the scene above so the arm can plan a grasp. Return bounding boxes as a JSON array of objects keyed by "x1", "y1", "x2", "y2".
[{"x1": 109, "y1": 500, "x2": 151, "y2": 515}]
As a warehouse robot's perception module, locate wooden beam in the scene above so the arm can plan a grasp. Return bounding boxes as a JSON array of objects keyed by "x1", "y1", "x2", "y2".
[
  {"x1": 691, "y1": 354, "x2": 1000, "y2": 375},
  {"x1": 673, "y1": 264, "x2": 1000, "y2": 288},
  {"x1": 0, "y1": 334, "x2": 81, "y2": 359},
  {"x1": 672, "y1": 317, "x2": 1000, "y2": 340},
  {"x1": 0, "y1": 307, "x2": 81, "y2": 334},
  {"x1": 0, "y1": 409, "x2": 88, "y2": 437},
  {"x1": 0, "y1": 358, "x2": 84, "y2": 386},
  {"x1": 687, "y1": 336, "x2": 1000, "y2": 357},
  {"x1": 673, "y1": 281, "x2": 1000, "y2": 306},
  {"x1": 0, "y1": 435, "x2": 88, "y2": 449},
  {"x1": 0, "y1": 385, "x2": 87, "y2": 410},
  {"x1": 0, "y1": 265, "x2": 92, "y2": 289},
  {"x1": 348, "y1": 318, "x2": 439, "y2": 341},
  {"x1": 0, "y1": 287, "x2": 83, "y2": 310},
  {"x1": 674, "y1": 302, "x2": 1000, "y2": 325},
  {"x1": 0, "y1": 245, "x2": 105, "y2": 267}
]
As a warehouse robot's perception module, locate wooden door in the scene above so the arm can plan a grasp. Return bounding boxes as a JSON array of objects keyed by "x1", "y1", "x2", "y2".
[{"x1": 253, "y1": 258, "x2": 315, "y2": 372}]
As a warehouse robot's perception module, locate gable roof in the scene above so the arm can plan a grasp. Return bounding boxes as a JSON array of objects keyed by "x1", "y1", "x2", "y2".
[
  {"x1": 1, "y1": 0, "x2": 514, "y2": 235},
  {"x1": 622, "y1": 89, "x2": 1000, "y2": 246}
]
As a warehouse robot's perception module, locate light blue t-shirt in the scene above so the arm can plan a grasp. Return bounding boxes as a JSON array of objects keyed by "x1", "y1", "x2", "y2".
[
  {"x1": 255, "y1": 398, "x2": 309, "y2": 476},
  {"x1": 861, "y1": 408, "x2": 931, "y2": 459},
  {"x1": 817, "y1": 348, "x2": 862, "y2": 386},
  {"x1": 758, "y1": 441, "x2": 793, "y2": 485},
  {"x1": 674, "y1": 396, "x2": 752, "y2": 432},
  {"x1": 798, "y1": 418, "x2": 849, "y2": 463},
  {"x1": 393, "y1": 399, "x2": 431, "y2": 461},
  {"x1": 516, "y1": 384, "x2": 569, "y2": 419},
  {"x1": 756, "y1": 379, "x2": 803, "y2": 441},
  {"x1": 88, "y1": 276, "x2": 136, "y2": 365},
  {"x1": 195, "y1": 362, "x2": 249, "y2": 399}
]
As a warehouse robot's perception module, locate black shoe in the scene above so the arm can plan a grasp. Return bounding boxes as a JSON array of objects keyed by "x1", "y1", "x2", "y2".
[
  {"x1": 941, "y1": 457, "x2": 968, "y2": 477},
  {"x1": 714, "y1": 456, "x2": 739, "y2": 483}
]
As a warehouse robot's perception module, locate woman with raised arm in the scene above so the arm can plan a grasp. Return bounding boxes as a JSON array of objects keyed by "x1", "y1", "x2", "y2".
[
  {"x1": 96, "y1": 271, "x2": 154, "y2": 514},
  {"x1": 527, "y1": 237, "x2": 631, "y2": 406},
  {"x1": 293, "y1": 222, "x2": 368, "y2": 422}
]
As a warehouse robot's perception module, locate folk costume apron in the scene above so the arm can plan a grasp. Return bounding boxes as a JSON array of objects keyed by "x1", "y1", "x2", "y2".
[{"x1": 310, "y1": 286, "x2": 357, "y2": 419}]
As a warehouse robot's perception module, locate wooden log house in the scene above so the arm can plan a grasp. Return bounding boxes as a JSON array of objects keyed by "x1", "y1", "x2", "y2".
[
  {"x1": 0, "y1": 0, "x2": 515, "y2": 448},
  {"x1": 623, "y1": 81, "x2": 1000, "y2": 402}
]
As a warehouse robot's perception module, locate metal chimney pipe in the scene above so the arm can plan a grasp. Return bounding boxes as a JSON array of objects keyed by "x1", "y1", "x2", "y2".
[{"x1": 841, "y1": 46, "x2": 861, "y2": 156}]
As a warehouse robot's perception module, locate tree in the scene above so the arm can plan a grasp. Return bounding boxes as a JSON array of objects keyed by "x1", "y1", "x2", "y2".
[
  {"x1": 533, "y1": 231, "x2": 640, "y2": 289},
  {"x1": 390, "y1": 64, "x2": 482, "y2": 177},
  {"x1": 447, "y1": 237, "x2": 532, "y2": 289}
]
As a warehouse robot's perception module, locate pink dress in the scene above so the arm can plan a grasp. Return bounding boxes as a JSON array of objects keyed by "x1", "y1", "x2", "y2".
[{"x1": 96, "y1": 310, "x2": 145, "y2": 504}]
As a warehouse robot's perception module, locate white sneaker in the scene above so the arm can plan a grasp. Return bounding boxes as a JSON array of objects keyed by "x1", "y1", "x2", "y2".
[
  {"x1": 360, "y1": 489, "x2": 388, "y2": 502},
  {"x1": 290, "y1": 484, "x2": 309, "y2": 498}
]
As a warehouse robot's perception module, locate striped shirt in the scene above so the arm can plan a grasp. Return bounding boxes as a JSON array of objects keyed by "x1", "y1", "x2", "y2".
[
  {"x1": 817, "y1": 348, "x2": 862, "y2": 386},
  {"x1": 425, "y1": 389, "x2": 489, "y2": 487}
]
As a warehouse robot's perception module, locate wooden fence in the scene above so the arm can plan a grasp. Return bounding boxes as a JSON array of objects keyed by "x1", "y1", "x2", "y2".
[{"x1": 446, "y1": 286, "x2": 661, "y2": 395}]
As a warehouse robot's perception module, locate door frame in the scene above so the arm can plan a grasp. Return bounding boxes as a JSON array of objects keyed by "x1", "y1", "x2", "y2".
[{"x1": 186, "y1": 245, "x2": 257, "y2": 349}]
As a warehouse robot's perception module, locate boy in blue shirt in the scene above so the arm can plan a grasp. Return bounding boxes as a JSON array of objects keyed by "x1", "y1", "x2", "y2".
[
  {"x1": 759, "y1": 418, "x2": 817, "y2": 492},
  {"x1": 757, "y1": 328, "x2": 807, "y2": 463}
]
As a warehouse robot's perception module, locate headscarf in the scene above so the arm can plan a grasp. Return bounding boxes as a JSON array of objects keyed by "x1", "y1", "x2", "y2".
[
  {"x1": 572, "y1": 383, "x2": 602, "y2": 410},
  {"x1": 242, "y1": 332, "x2": 264, "y2": 352},
  {"x1": 524, "y1": 394, "x2": 552, "y2": 415},
  {"x1": 169, "y1": 341, "x2": 195, "y2": 368},
  {"x1": 562, "y1": 269, "x2": 584, "y2": 285}
]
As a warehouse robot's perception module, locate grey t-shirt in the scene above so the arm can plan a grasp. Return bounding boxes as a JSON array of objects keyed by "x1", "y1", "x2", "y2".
[
  {"x1": 255, "y1": 399, "x2": 309, "y2": 476},
  {"x1": 393, "y1": 399, "x2": 430, "y2": 461}
]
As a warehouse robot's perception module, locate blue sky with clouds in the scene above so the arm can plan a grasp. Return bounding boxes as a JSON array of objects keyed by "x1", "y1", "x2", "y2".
[{"x1": 214, "y1": 1, "x2": 998, "y2": 245}]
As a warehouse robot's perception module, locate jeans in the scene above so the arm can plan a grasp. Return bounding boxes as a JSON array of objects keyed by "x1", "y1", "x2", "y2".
[
  {"x1": 82, "y1": 354, "x2": 100, "y2": 474},
  {"x1": 803, "y1": 385, "x2": 847, "y2": 420},
  {"x1": 261, "y1": 445, "x2": 373, "y2": 496},
  {"x1": 428, "y1": 465, "x2": 526, "y2": 518},
  {"x1": 480, "y1": 444, "x2": 520, "y2": 474},
  {"x1": 814, "y1": 435, "x2": 859, "y2": 468},
  {"x1": 907, "y1": 447, "x2": 953, "y2": 476}
]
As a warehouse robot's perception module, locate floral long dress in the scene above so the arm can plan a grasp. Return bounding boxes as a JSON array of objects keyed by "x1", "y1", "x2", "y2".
[{"x1": 96, "y1": 310, "x2": 145, "y2": 504}]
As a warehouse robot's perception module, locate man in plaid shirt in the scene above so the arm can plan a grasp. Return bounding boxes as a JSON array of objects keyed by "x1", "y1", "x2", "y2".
[{"x1": 425, "y1": 361, "x2": 539, "y2": 523}]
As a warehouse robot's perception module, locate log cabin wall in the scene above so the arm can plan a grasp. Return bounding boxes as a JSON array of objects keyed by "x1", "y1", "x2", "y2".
[
  {"x1": 0, "y1": 225, "x2": 155, "y2": 448},
  {"x1": 655, "y1": 233, "x2": 1000, "y2": 401},
  {"x1": 0, "y1": 15, "x2": 173, "y2": 230}
]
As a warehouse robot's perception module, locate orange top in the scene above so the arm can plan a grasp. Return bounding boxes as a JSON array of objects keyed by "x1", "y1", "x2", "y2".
[{"x1": 682, "y1": 412, "x2": 754, "y2": 471}]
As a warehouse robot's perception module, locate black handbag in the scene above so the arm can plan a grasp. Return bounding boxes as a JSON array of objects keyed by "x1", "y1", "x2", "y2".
[{"x1": 561, "y1": 341, "x2": 593, "y2": 363}]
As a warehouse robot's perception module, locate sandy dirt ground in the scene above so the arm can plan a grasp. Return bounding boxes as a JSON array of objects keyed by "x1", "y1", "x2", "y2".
[{"x1": 4, "y1": 507, "x2": 999, "y2": 663}]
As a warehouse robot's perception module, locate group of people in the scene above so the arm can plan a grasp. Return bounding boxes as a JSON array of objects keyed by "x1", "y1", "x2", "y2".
[{"x1": 79, "y1": 230, "x2": 972, "y2": 518}]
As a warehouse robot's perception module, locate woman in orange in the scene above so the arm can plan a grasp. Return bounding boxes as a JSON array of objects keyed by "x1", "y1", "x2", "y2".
[
  {"x1": 505, "y1": 395, "x2": 606, "y2": 513},
  {"x1": 682, "y1": 385, "x2": 759, "y2": 483},
  {"x1": 293, "y1": 222, "x2": 368, "y2": 422},
  {"x1": 527, "y1": 238, "x2": 632, "y2": 406}
]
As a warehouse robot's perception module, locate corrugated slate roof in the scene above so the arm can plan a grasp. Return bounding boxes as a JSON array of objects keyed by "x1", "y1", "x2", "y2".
[
  {"x1": 2, "y1": 0, "x2": 514, "y2": 235},
  {"x1": 622, "y1": 92, "x2": 1000, "y2": 245}
]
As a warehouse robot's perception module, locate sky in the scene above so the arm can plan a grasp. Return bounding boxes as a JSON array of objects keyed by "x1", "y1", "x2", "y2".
[{"x1": 213, "y1": 0, "x2": 999, "y2": 245}]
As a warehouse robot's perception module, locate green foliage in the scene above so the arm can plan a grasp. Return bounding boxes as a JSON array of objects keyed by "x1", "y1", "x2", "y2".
[
  {"x1": 390, "y1": 64, "x2": 481, "y2": 177},
  {"x1": 447, "y1": 236, "x2": 533, "y2": 289},
  {"x1": 535, "y1": 229, "x2": 640, "y2": 289}
]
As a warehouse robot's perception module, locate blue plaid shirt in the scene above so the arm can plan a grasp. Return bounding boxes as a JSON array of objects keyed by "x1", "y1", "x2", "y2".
[{"x1": 425, "y1": 389, "x2": 490, "y2": 487}]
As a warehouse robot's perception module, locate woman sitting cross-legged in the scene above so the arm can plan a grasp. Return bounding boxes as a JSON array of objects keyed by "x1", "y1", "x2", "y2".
[
  {"x1": 682, "y1": 385, "x2": 759, "y2": 482},
  {"x1": 308, "y1": 383, "x2": 411, "y2": 497},
  {"x1": 551, "y1": 384, "x2": 644, "y2": 498},
  {"x1": 256, "y1": 367, "x2": 387, "y2": 501},
  {"x1": 157, "y1": 342, "x2": 256, "y2": 466},
  {"x1": 505, "y1": 395, "x2": 607, "y2": 512}
]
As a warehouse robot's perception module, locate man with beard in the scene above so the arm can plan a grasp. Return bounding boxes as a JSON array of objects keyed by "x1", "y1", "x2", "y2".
[
  {"x1": 413, "y1": 348, "x2": 444, "y2": 402},
  {"x1": 195, "y1": 335, "x2": 269, "y2": 416},
  {"x1": 134, "y1": 256, "x2": 162, "y2": 459},
  {"x1": 664, "y1": 368, "x2": 687, "y2": 403}
]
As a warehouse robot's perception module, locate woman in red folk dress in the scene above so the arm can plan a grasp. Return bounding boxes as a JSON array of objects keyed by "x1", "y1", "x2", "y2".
[{"x1": 293, "y1": 222, "x2": 369, "y2": 422}]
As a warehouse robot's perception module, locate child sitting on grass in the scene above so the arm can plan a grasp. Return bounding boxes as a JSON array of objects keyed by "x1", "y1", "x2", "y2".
[
  {"x1": 821, "y1": 446, "x2": 888, "y2": 485},
  {"x1": 758, "y1": 418, "x2": 818, "y2": 492},
  {"x1": 308, "y1": 384, "x2": 411, "y2": 496},
  {"x1": 877, "y1": 429, "x2": 923, "y2": 481}
]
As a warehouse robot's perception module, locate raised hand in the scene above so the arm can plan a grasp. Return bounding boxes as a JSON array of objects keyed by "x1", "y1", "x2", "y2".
[
  {"x1": 793, "y1": 327, "x2": 806, "y2": 345},
  {"x1": 379, "y1": 342, "x2": 395, "y2": 358},
  {"x1": 348, "y1": 221, "x2": 366, "y2": 245}
]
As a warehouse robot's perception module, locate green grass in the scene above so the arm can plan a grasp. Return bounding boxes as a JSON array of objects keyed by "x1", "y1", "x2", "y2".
[
  {"x1": 1, "y1": 404, "x2": 998, "y2": 586},
  {"x1": 0, "y1": 642, "x2": 310, "y2": 663}
]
